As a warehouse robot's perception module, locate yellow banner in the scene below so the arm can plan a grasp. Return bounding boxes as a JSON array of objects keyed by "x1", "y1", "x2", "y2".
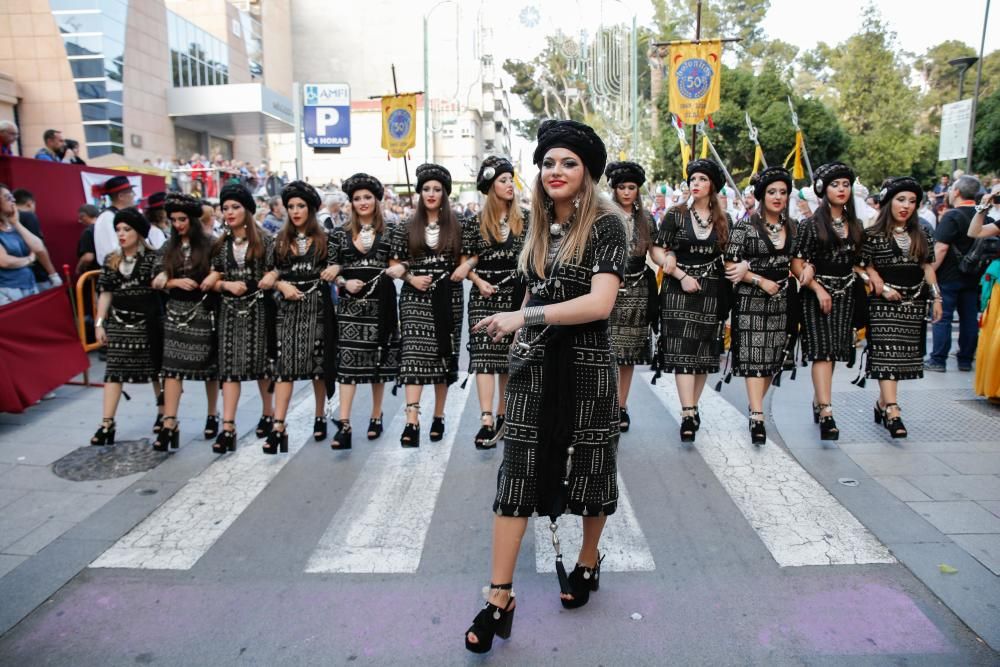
[
  {"x1": 783, "y1": 130, "x2": 805, "y2": 180},
  {"x1": 668, "y1": 41, "x2": 722, "y2": 126},
  {"x1": 381, "y1": 94, "x2": 417, "y2": 158}
]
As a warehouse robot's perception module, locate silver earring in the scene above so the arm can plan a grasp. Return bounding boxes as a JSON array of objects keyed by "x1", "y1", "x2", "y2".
[{"x1": 573, "y1": 196, "x2": 581, "y2": 210}]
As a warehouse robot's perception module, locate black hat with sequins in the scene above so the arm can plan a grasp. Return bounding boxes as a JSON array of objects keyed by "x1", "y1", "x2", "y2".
[
  {"x1": 415, "y1": 163, "x2": 452, "y2": 196},
  {"x1": 605, "y1": 160, "x2": 646, "y2": 188},
  {"x1": 877, "y1": 176, "x2": 923, "y2": 205},
  {"x1": 813, "y1": 162, "x2": 855, "y2": 198},
  {"x1": 281, "y1": 180, "x2": 322, "y2": 212},
  {"x1": 113, "y1": 206, "x2": 151, "y2": 239},
  {"x1": 686, "y1": 158, "x2": 724, "y2": 191},
  {"x1": 342, "y1": 173, "x2": 384, "y2": 201},
  {"x1": 532, "y1": 119, "x2": 607, "y2": 182},
  {"x1": 751, "y1": 166, "x2": 793, "y2": 202},
  {"x1": 163, "y1": 193, "x2": 203, "y2": 220},
  {"x1": 219, "y1": 183, "x2": 256, "y2": 214},
  {"x1": 476, "y1": 156, "x2": 514, "y2": 194}
]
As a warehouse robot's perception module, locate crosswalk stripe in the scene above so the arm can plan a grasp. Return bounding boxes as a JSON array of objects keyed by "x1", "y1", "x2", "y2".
[
  {"x1": 533, "y1": 474, "x2": 656, "y2": 573},
  {"x1": 642, "y1": 372, "x2": 896, "y2": 567},
  {"x1": 90, "y1": 390, "x2": 334, "y2": 570},
  {"x1": 304, "y1": 376, "x2": 472, "y2": 574}
]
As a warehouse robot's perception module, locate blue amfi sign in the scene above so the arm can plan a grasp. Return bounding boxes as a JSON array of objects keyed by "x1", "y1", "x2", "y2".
[{"x1": 303, "y1": 83, "x2": 350, "y2": 147}]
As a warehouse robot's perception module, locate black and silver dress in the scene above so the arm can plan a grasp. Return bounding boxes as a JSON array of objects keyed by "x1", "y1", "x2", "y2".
[
  {"x1": 654, "y1": 208, "x2": 731, "y2": 374},
  {"x1": 273, "y1": 240, "x2": 329, "y2": 382},
  {"x1": 791, "y1": 217, "x2": 859, "y2": 362},
  {"x1": 725, "y1": 217, "x2": 794, "y2": 377},
  {"x1": 463, "y1": 213, "x2": 527, "y2": 374},
  {"x1": 609, "y1": 211, "x2": 657, "y2": 365},
  {"x1": 98, "y1": 250, "x2": 161, "y2": 383},
  {"x1": 495, "y1": 214, "x2": 626, "y2": 518},
  {"x1": 390, "y1": 221, "x2": 464, "y2": 386},
  {"x1": 860, "y1": 228, "x2": 933, "y2": 381},
  {"x1": 329, "y1": 226, "x2": 400, "y2": 384},
  {"x1": 159, "y1": 248, "x2": 218, "y2": 381},
  {"x1": 212, "y1": 235, "x2": 275, "y2": 382}
]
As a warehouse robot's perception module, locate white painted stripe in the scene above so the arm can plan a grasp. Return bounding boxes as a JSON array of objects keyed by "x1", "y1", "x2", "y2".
[
  {"x1": 643, "y1": 372, "x2": 895, "y2": 567},
  {"x1": 305, "y1": 377, "x2": 472, "y2": 574},
  {"x1": 91, "y1": 389, "x2": 333, "y2": 570},
  {"x1": 533, "y1": 475, "x2": 656, "y2": 573}
]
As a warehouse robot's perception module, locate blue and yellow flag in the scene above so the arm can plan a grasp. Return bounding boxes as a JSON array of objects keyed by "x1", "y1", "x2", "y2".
[
  {"x1": 381, "y1": 94, "x2": 417, "y2": 158},
  {"x1": 668, "y1": 41, "x2": 723, "y2": 126}
]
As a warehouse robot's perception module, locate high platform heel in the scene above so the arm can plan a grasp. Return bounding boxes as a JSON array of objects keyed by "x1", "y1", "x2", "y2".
[
  {"x1": 313, "y1": 417, "x2": 327, "y2": 441},
  {"x1": 262, "y1": 420, "x2": 288, "y2": 454},
  {"x1": 203, "y1": 414, "x2": 219, "y2": 439},
  {"x1": 816, "y1": 403, "x2": 839, "y2": 441},
  {"x1": 883, "y1": 403, "x2": 907, "y2": 439},
  {"x1": 331, "y1": 420, "x2": 352, "y2": 450},
  {"x1": 474, "y1": 412, "x2": 494, "y2": 449},
  {"x1": 212, "y1": 420, "x2": 236, "y2": 454},
  {"x1": 561, "y1": 553, "x2": 604, "y2": 610},
  {"x1": 873, "y1": 400, "x2": 885, "y2": 425},
  {"x1": 401, "y1": 403, "x2": 420, "y2": 448},
  {"x1": 153, "y1": 417, "x2": 179, "y2": 451},
  {"x1": 465, "y1": 583, "x2": 515, "y2": 654},
  {"x1": 367, "y1": 414, "x2": 383, "y2": 440},
  {"x1": 255, "y1": 415, "x2": 273, "y2": 438},
  {"x1": 749, "y1": 410, "x2": 766, "y2": 446},
  {"x1": 680, "y1": 406, "x2": 698, "y2": 443},
  {"x1": 619, "y1": 407, "x2": 631, "y2": 432},
  {"x1": 429, "y1": 415, "x2": 445, "y2": 441},
  {"x1": 90, "y1": 418, "x2": 116, "y2": 446}
]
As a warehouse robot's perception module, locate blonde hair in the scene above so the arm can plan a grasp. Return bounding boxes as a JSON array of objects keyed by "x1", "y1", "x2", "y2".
[
  {"x1": 106, "y1": 242, "x2": 151, "y2": 271},
  {"x1": 480, "y1": 184, "x2": 524, "y2": 243},
  {"x1": 519, "y1": 175, "x2": 625, "y2": 277}
]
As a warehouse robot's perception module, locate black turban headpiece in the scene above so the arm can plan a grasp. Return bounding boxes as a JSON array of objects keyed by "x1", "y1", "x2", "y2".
[
  {"x1": 164, "y1": 193, "x2": 203, "y2": 221},
  {"x1": 813, "y1": 162, "x2": 855, "y2": 198},
  {"x1": 476, "y1": 156, "x2": 514, "y2": 194},
  {"x1": 878, "y1": 176, "x2": 923, "y2": 206},
  {"x1": 342, "y1": 173, "x2": 384, "y2": 201},
  {"x1": 415, "y1": 163, "x2": 452, "y2": 196},
  {"x1": 532, "y1": 119, "x2": 607, "y2": 182},
  {"x1": 114, "y1": 206, "x2": 151, "y2": 239},
  {"x1": 605, "y1": 160, "x2": 646, "y2": 188},
  {"x1": 281, "y1": 180, "x2": 322, "y2": 212},
  {"x1": 219, "y1": 183, "x2": 256, "y2": 214},
  {"x1": 686, "y1": 158, "x2": 725, "y2": 191},
  {"x1": 751, "y1": 166, "x2": 793, "y2": 202}
]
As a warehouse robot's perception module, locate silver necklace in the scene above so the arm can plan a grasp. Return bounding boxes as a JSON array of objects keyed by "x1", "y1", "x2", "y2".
[
  {"x1": 691, "y1": 208, "x2": 712, "y2": 229},
  {"x1": 832, "y1": 216, "x2": 848, "y2": 239},
  {"x1": 296, "y1": 232, "x2": 309, "y2": 255},
  {"x1": 893, "y1": 226, "x2": 911, "y2": 254},
  {"x1": 119, "y1": 252, "x2": 137, "y2": 278},
  {"x1": 425, "y1": 221, "x2": 440, "y2": 248},
  {"x1": 765, "y1": 219, "x2": 784, "y2": 246},
  {"x1": 498, "y1": 216, "x2": 510, "y2": 242},
  {"x1": 232, "y1": 235, "x2": 248, "y2": 268},
  {"x1": 359, "y1": 223, "x2": 375, "y2": 253}
]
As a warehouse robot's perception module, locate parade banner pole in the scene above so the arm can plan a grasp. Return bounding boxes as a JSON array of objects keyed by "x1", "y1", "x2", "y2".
[
  {"x1": 745, "y1": 111, "x2": 768, "y2": 170},
  {"x1": 391, "y1": 65, "x2": 413, "y2": 194},
  {"x1": 786, "y1": 96, "x2": 814, "y2": 182},
  {"x1": 698, "y1": 121, "x2": 747, "y2": 213}
]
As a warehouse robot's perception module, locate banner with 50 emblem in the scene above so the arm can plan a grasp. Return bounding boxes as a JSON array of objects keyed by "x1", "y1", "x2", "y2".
[
  {"x1": 381, "y1": 94, "x2": 417, "y2": 158},
  {"x1": 668, "y1": 41, "x2": 722, "y2": 126}
]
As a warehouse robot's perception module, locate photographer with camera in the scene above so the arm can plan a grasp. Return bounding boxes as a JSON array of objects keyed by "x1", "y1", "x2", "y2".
[{"x1": 968, "y1": 185, "x2": 1000, "y2": 401}]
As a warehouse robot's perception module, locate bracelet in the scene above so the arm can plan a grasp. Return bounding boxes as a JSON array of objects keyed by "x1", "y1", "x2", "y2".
[
  {"x1": 465, "y1": 258, "x2": 477, "y2": 268},
  {"x1": 751, "y1": 276, "x2": 760, "y2": 288},
  {"x1": 676, "y1": 271, "x2": 688, "y2": 281},
  {"x1": 881, "y1": 284, "x2": 891, "y2": 295},
  {"x1": 95, "y1": 318, "x2": 104, "y2": 328},
  {"x1": 929, "y1": 283, "x2": 940, "y2": 298},
  {"x1": 976, "y1": 203, "x2": 991, "y2": 213},
  {"x1": 523, "y1": 305, "x2": 546, "y2": 327},
  {"x1": 335, "y1": 276, "x2": 346, "y2": 288}
]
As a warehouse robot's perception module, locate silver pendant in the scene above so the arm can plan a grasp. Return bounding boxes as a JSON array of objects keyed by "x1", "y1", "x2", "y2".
[{"x1": 550, "y1": 223, "x2": 564, "y2": 236}]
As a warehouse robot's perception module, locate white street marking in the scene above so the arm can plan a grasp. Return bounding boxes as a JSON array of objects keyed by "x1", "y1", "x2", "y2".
[
  {"x1": 533, "y1": 475, "x2": 656, "y2": 573},
  {"x1": 304, "y1": 377, "x2": 472, "y2": 574},
  {"x1": 643, "y1": 373, "x2": 895, "y2": 567},
  {"x1": 91, "y1": 389, "x2": 333, "y2": 570}
]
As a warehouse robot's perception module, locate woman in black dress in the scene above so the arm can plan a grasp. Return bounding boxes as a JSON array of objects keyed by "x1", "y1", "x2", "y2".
[
  {"x1": 322, "y1": 173, "x2": 400, "y2": 450},
  {"x1": 723, "y1": 167, "x2": 795, "y2": 445},
  {"x1": 790, "y1": 162, "x2": 865, "y2": 440},
  {"x1": 151, "y1": 194, "x2": 218, "y2": 451},
  {"x1": 465, "y1": 120, "x2": 626, "y2": 653},
  {"x1": 207, "y1": 185, "x2": 278, "y2": 453},
  {"x1": 649, "y1": 159, "x2": 732, "y2": 443},
  {"x1": 385, "y1": 163, "x2": 464, "y2": 447},
  {"x1": 605, "y1": 160, "x2": 656, "y2": 433},
  {"x1": 861, "y1": 177, "x2": 942, "y2": 438},
  {"x1": 89, "y1": 208, "x2": 161, "y2": 446},
  {"x1": 267, "y1": 181, "x2": 333, "y2": 454},
  {"x1": 453, "y1": 156, "x2": 527, "y2": 448}
]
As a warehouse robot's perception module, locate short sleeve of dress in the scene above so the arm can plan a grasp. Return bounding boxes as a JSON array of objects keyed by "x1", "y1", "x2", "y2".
[
  {"x1": 792, "y1": 218, "x2": 815, "y2": 261},
  {"x1": 591, "y1": 213, "x2": 627, "y2": 282},
  {"x1": 858, "y1": 229, "x2": 875, "y2": 268},
  {"x1": 96, "y1": 258, "x2": 119, "y2": 294},
  {"x1": 390, "y1": 220, "x2": 410, "y2": 262},
  {"x1": 654, "y1": 208, "x2": 682, "y2": 249},
  {"x1": 923, "y1": 227, "x2": 935, "y2": 264},
  {"x1": 461, "y1": 215, "x2": 480, "y2": 256},
  {"x1": 210, "y1": 242, "x2": 225, "y2": 273},
  {"x1": 262, "y1": 235, "x2": 276, "y2": 272},
  {"x1": 724, "y1": 219, "x2": 748, "y2": 263},
  {"x1": 327, "y1": 228, "x2": 344, "y2": 266}
]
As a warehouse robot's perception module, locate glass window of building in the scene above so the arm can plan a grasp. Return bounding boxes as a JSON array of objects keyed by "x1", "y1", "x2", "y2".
[{"x1": 167, "y1": 11, "x2": 230, "y2": 88}]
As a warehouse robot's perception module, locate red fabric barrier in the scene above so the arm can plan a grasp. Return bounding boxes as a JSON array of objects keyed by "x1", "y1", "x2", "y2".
[
  {"x1": 0, "y1": 156, "x2": 166, "y2": 276},
  {"x1": 0, "y1": 287, "x2": 89, "y2": 413}
]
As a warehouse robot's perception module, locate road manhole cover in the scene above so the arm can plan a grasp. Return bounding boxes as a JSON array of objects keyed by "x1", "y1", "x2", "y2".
[{"x1": 51, "y1": 439, "x2": 168, "y2": 481}]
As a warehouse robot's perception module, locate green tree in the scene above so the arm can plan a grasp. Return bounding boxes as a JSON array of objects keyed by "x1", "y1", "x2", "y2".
[
  {"x1": 915, "y1": 40, "x2": 1000, "y2": 132},
  {"x1": 973, "y1": 87, "x2": 1000, "y2": 173},
  {"x1": 650, "y1": 0, "x2": 771, "y2": 66}
]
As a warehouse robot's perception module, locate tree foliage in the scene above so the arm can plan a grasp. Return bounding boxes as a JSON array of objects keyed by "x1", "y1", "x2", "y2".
[{"x1": 973, "y1": 87, "x2": 1000, "y2": 174}]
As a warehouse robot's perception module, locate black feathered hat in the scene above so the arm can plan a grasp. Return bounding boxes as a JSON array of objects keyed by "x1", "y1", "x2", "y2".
[
  {"x1": 219, "y1": 184, "x2": 256, "y2": 214},
  {"x1": 164, "y1": 193, "x2": 203, "y2": 220},
  {"x1": 877, "y1": 176, "x2": 923, "y2": 206},
  {"x1": 751, "y1": 166, "x2": 793, "y2": 201},
  {"x1": 113, "y1": 206, "x2": 151, "y2": 239},
  {"x1": 813, "y1": 162, "x2": 855, "y2": 198},
  {"x1": 342, "y1": 173, "x2": 384, "y2": 201},
  {"x1": 532, "y1": 119, "x2": 607, "y2": 182},
  {"x1": 476, "y1": 156, "x2": 514, "y2": 194},
  {"x1": 605, "y1": 161, "x2": 646, "y2": 188},
  {"x1": 281, "y1": 180, "x2": 322, "y2": 211},
  {"x1": 686, "y1": 158, "x2": 724, "y2": 191},
  {"x1": 415, "y1": 163, "x2": 452, "y2": 195}
]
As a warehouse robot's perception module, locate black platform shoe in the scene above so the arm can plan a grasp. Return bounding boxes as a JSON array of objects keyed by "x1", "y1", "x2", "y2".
[
  {"x1": 883, "y1": 403, "x2": 907, "y2": 439},
  {"x1": 749, "y1": 410, "x2": 766, "y2": 446},
  {"x1": 401, "y1": 403, "x2": 420, "y2": 448},
  {"x1": 262, "y1": 420, "x2": 288, "y2": 454},
  {"x1": 561, "y1": 553, "x2": 604, "y2": 610},
  {"x1": 619, "y1": 407, "x2": 631, "y2": 433},
  {"x1": 367, "y1": 413, "x2": 383, "y2": 440},
  {"x1": 331, "y1": 420, "x2": 352, "y2": 450},
  {"x1": 153, "y1": 417, "x2": 179, "y2": 452},
  {"x1": 152, "y1": 413, "x2": 164, "y2": 434},
  {"x1": 817, "y1": 403, "x2": 839, "y2": 441},
  {"x1": 313, "y1": 417, "x2": 327, "y2": 441},
  {"x1": 255, "y1": 415, "x2": 274, "y2": 438},
  {"x1": 874, "y1": 400, "x2": 885, "y2": 425},
  {"x1": 692, "y1": 405, "x2": 701, "y2": 431},
  {"x1": 465, "y1": 583, "x2": 515, "y2": 654},
  {"x1": 90, "y1": 418, "x2": 116, "y2": 446},
  {"x1": 203, "y1": 414, "x2": 219, "y2": 439},
  {"x1": 474, "y1": 412, "x2": 495, "y2": 449},
  {"x1": 212, "y1": 421, "x2": 237, "y2": 454},
  {"x1": 680, "y1": 406, "x2": 698, "y2": 443},
  {"x1": 429, "y1": 415, "x2": 445, "y2": 442}
]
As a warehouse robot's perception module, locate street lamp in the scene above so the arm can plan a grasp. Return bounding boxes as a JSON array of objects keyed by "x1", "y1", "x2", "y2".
[{"x1": 948, "y1": 56, "x2": 978, "y2": 173}]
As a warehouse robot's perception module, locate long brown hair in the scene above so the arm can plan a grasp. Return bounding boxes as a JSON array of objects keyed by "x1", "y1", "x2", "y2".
[
  {"x1": 869, "y1": 200, "x2": 929, "y2": 263},
  {"x1": 671, "y1": 181, "x2": 729, "y2": 250},
  {"x1": 813, "y1": 197, "x2": 863, "y2": 253},
  {"x1": 162, "y1": 210, "x2": 211, "y2": 278},
  {"x1": 480, "y1": 184, "x2": 525, "y2": 244},
  {"x1": 214, "y1": 207, "x2": 265, "y2": 263},
  {"x1": 408, "y1": 197, "x2": 461, "y2": 258},
  {"x1": 346, "y1": 198, "x2": 385, "y2": 237},
  {"x1": 276, "y1": 211, "x2": 327, "y2": 262},
  {"x1": 612, "y1": 187, "x2": 652, "y2": 256},
  {"x1": 520, "y1": 174, "x2": 625, "y2": 277}
]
